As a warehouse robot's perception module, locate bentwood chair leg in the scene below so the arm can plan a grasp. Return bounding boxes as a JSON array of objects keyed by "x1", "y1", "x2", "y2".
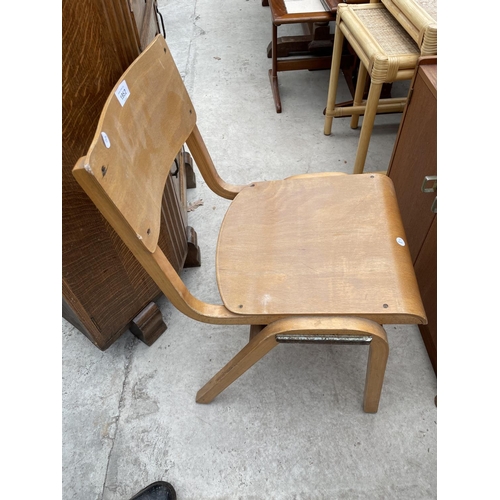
[
  {"x1": 196, "y1": 325, "x2": 279, "y2": 404},
  {"x1": 350, "y1": 62, "x2": 368, "y2": 130},
  {"x1": 363, "y1": 333, "x2": 389, "y2": 413},
  {"x1": 323, "y1": 26, "x2": 345, "y2": 135},
  {"x1": 197, "y1": 317, "x2": 389, "y2": 412},
  {"x1": 353, "y1": 81, "x2": 383, "y2": 174}
]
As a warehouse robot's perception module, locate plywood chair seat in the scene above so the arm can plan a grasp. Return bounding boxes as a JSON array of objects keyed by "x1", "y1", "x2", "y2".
[
  {"x1": 323, "y1": 0, "x2": 437, "y2": 174},
  {"x1": 217, "y1": 173, "x2": 423, "y2": 323},
  {"x1": 73, "y1": 35, "x2": 426, "y2": 413}
]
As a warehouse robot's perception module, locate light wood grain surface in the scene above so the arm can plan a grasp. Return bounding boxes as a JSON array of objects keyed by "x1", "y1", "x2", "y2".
[
  {"x1": 217, "y1": 173, "x2": 426, "y2": 324},
  {"x1": 73, "y1": 35, "x2": 427, "y2": 409},
  {"x1": 83, "y1": 36, "x2": 196, "y2": 253}
]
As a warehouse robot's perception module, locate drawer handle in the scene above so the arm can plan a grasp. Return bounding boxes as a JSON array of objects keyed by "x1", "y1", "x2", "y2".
[{"x1": 421, "y1": 175, "x2": 437, "y2": 193}]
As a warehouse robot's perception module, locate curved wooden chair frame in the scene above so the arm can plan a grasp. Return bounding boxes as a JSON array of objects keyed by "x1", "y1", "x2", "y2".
[{"x1": 73, "y1": 35, "x2": 426, "y2": 413}]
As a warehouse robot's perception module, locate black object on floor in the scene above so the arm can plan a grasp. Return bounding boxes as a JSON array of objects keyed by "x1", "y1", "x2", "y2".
[{"x1": 129, "y1": 481, "x2": 176, "y2": 500}]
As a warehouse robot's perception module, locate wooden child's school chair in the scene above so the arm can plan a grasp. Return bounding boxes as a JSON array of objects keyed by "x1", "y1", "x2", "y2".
[{"x1": 72, "y1": 35, "x2": 426, "y2": 413}]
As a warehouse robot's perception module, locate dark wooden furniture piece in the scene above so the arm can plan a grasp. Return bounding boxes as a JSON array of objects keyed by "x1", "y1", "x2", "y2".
[
  {"x1": 73, "y1": 35, "x2": 427, "y2": 412},
  {"x1": 267, "y1": 0, "x2": 340, "y2": 60},
  {"x1": 387, "y1": 57, "x2": 437, "y2": 373},
  {"x1": 62, "y1": 0, "x2": 199, "y2": 351},
  {"x1": 267, "y1": 0, "x2": 338, "y2": 113},
  {"x1": 265, "y1": 0, "x2": 379, "y2": 113}
]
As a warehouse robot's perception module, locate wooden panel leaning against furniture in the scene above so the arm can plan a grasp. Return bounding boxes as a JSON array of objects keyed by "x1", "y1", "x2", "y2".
[
  {"x1": 73, "y1": 35, "x2": 427, "y2": 413},
  {"x1": 62, "y1": 0, "x2": 199, "y2": 351},
  {"x1": 387, "y1": 57, "x2": 436, "y2": 373}
]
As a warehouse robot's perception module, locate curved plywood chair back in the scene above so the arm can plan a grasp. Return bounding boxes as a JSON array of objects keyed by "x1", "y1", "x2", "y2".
[{"x1": 78, "y1": 35, "x2": 196, "y2": 252}]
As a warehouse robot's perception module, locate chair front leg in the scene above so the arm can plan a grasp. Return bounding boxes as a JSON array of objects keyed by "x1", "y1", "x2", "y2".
[
  {"x1": 363, "y1": 332, "x2": 389, "y2": 413},
  {"x1": 196, "y1": 324, "x2": 279, "y2": 404}
]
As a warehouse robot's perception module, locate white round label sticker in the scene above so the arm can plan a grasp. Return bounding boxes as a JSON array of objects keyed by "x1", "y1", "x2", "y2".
[
  {"x1": 101, "y1": 132, "x2": 111, "y2": 148},
  {"x1": 396, "y1": 237, "x2": 405, "y2": 246}
]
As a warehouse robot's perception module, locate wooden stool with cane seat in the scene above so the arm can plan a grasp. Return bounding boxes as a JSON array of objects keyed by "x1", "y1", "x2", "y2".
[
  {"x1": 323, "y1": 0, "x2": 437, "y2": 174},
  {"x1": 72, "y1": 35, "x2": 426, "y2": 413}
]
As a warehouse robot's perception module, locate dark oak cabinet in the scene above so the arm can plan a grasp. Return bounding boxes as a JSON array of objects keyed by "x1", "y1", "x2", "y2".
[{"x1": 62, "y1": 0, "x2": 199, "y2": 350}]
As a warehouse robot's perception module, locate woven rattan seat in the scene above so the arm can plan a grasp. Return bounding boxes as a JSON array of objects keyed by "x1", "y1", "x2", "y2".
[
  {"x1": 355, "y1": 8, "x2": 419, "y2": 58},
  {"x1": 413, "y1": 0, "x2": 436, "y2": 21},
  {"x1": 323, "y1": 0, "x2": 437, "y2": 174}
]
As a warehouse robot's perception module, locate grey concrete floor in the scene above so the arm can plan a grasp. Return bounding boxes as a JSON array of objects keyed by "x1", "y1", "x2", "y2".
[{"x1": 62, "y1": 1, "x2": 437, "y2": 498}]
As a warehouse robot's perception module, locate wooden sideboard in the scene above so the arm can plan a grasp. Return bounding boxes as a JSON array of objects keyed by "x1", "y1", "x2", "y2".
[
  {"x1": 62, "y1": 0, "x2": 200, "y2": 350},
  {"x1": 387, "y1": 57, "x2": 437, "y2": 373}
]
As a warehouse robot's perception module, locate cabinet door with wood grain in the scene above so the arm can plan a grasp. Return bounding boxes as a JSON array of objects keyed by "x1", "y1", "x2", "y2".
[{"x1": 387, "y1": 58, "x2": 437, "y2": 372}]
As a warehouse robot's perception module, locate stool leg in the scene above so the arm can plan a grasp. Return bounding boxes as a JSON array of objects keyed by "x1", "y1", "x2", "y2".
[
  {"x1": 363, "y1": 333, "x2": 389, "y2": 413},
  {"x1": 323, "y1": 26, "x2": 345, "y2": 135},
  {"x1": 350, "y1": 62, "x2": 368, "y2": 130},
  {"x1": 353, "y1": 80, "x2": 383, "y2": 174}
]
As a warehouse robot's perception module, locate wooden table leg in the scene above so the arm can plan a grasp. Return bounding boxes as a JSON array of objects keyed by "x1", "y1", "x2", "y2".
[
  {"x1": 269, "y1": 22, "x2": 282, "y2": 113},
  {"x1": 266, "y1": 21, "x2": 333, "y2": 59},
  {"x1": 267, "y1": 35, "x2": 313, "y2": 59}
]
